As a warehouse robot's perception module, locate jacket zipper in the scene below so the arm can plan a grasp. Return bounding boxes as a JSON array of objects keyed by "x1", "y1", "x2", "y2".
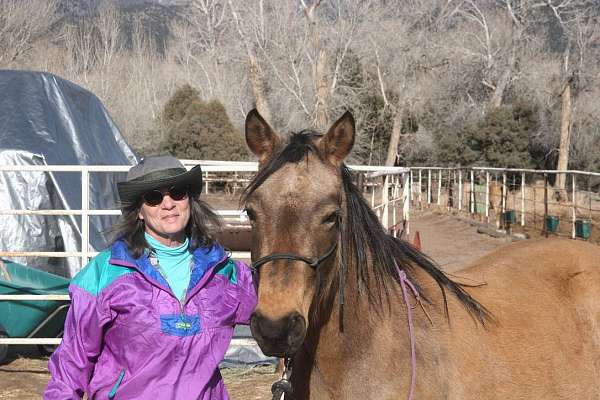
[
  {"x1": 152, "y1": 257, "x2": 192, "y2": 316},
  {"x1": 108, "y1": 368, "x2": 125, "y2": 399}
]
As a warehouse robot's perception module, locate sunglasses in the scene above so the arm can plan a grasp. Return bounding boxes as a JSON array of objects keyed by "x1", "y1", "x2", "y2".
[{"x1": 142, "y1": 186, "x2": 189, "y2": 206}]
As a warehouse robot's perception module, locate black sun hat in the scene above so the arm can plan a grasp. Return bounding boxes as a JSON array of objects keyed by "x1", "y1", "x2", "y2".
[{"x1": 117, "y1": 156, "x2": 203, "y2": 206}]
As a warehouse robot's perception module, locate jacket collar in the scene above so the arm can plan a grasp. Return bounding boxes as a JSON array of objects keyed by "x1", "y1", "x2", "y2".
[{"x1": 109, "y1": 239, "x2": 227, "y2": 294}]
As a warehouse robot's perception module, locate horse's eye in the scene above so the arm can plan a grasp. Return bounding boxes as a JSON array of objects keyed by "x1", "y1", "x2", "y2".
[
  {"x1": 243, "y1": 208, "x2": 257, "y2": 222},
  {"x1": 322, "y1": 210, "x2": 340, "y2": 225}
]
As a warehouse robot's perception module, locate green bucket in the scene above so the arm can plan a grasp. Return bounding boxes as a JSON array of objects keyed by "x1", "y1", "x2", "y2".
[
  {"x1": 545, "y1": 215, "x2": 560, "y2": 233},
  {"x1": 575, "y1": 219, "x2": 592, "y2": 239},
  {"x1": 503, "y1": 210, "x2": 516, "y2": 224}
]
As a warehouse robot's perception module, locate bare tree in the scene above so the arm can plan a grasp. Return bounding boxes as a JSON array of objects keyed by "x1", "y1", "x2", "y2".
[
  {"x1": 539, "y1": 0, "x2": 593, "y2": 190},
  {"x1": 228, "y1": 0, "x2": 273, "y2": 124},
  {"x1": 0, "y1": 0, "x2": 58, "y2": 67}
]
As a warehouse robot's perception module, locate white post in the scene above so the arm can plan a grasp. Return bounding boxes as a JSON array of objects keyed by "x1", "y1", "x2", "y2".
[
  {"x1": 502, "y1": 172, "x2": 507, "y2": 213},
  {"x1": 437, "y1": 170, "x2": 442, "y2": 206},
  {"x1": 204, "y1": 172, "x2": 209, "y2": 194},
  {"x1": 382, "y1": 175, "x2": 389, "y2": 229},
  {"x1": 392, "y1": 175, "x2": 397, "y2": 237},
  {"x1": 458, "y1": 170, "x2": 463, "y2": 211},
  {"x1": 403, "y1": 172, "x2": 410, "y2": 237},
  {"x1": 485, "y1": 172, "x2": 490, "y2": 223},
  {"x1": 81, "y1": 169, "x2": 90, "y2": 268},
  {"x1": 572, "y1": 174, "x2": 576, "y2": 239},
  {"x1": 418, "y1": 169, "x2": 422, "y2": 206},
  {"x1": 371, "y1": 179, "x2": 375, "y2": 208},
  {"x1": 427, "y1": 170, "x2": 431, "y2": 205},
  {"x1": 521, "y1": 172, "x2": 526, "y2": 226},
  {"x1": 470, "y1": 170, "x2": 475, "y2": 214},
  {"x1": 409, "y1": 170, "x2": 414, "y2": 202},
  {"x1": 452, "y1": 170, "x2": 456, "y2": 210}
]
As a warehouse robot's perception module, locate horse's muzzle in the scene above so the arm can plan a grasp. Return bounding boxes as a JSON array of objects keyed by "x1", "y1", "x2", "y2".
[{"x1": 250, "y1": 311, "x2": 306, "y2": 357}]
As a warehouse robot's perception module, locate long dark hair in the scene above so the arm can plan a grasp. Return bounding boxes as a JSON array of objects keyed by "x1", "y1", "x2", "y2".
[{"x1": 110, "y1": 189, "x2": 223, "y2": 258}]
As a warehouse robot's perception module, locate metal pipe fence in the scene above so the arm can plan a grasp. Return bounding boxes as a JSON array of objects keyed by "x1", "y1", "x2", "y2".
[
  {"x1": 2, "y1": 162, "x2": 598, "y2": 348},
  {"x1": 410, "y1": 167, "x2": 600, "y2": 240},
  {"x1": 0, "y1": 161, "x2": 408, "y2": 347}
]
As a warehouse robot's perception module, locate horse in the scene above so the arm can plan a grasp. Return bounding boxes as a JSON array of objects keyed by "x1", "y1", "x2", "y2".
[{"x1": 242, "y1": 109, "x2": 600, "y2": 399}]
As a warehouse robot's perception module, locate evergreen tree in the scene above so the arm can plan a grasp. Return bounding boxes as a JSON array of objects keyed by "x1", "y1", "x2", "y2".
[
  {"x1": 160, "y1": 85, "x2": 248, "y2": 160},
  {"x1": 434, "y1": 102, "x2": 539, "y2": 168}
]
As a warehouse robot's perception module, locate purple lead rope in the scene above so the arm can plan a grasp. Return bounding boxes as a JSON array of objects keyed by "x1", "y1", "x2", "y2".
[{"x1": 395, "y1": 264, "x2": 418, "y2": 400}]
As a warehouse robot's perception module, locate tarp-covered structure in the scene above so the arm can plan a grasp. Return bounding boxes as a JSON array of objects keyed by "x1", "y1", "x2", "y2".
[{"x1": 0, "y1": 70, "x2": 138, "y2": 278}]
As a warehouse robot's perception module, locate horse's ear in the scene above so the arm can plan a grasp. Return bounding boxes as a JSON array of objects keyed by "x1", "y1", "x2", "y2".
[
  {"x1": 245, "y1": 109, "x2": 281, "y2": 163},
  {"x1": 322, "y1": 111, "x2": 355, "y2": 165}
]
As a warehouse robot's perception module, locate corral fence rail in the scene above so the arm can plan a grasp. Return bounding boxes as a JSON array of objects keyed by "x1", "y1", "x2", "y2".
[
  {"x1": 0, "y1": 161, "x2": 407, "y2": 347},
  {"x1": 1, "y1": 162, "x2": 598, "y2": 347},
  {"x1": 408, "y1": 167, "x2": 600, "y2": 241}
]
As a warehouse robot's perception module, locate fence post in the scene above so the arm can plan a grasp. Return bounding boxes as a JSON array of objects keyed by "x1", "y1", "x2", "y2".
[
  {"x1": 589, "y1": 176, "x2": 593, "y2": 223},
  {"x1": 521, "y1": 172, "x2": 525, "y2": 226},
  {"x1": 382, "y1": 175, "x2": 389, "y2": 229},
  {"x1": 502, "y1": 172, "x2": 507, "y2": 214},
  {"x1": 485, "y1": 172, "x2": 490, "y2": 223},
  {"x1": 81, "y1": 169, "x2": 89, "y2": 268},
  {"x1": 371, "y1": 179, "x2": 375, "y2": 209},
  {"x1": 204, "y1": 172, "x2": 209, "y2": 194},
  {"x1": 458, "y1": 170, "x2": 463, "y2": 211},
  {"x1": 392, "y1": 175, "x2": 397, "y2": 237},
  {"x1": 427, "y1": 170, "x2": 431, "y2": 205},
  {"x1": 418, "y1": 169, "x2": 422, "y2": 206},
  {"x1": 470, "y1": 170, "x2": 475, "y2": 215},
  {"x1": 403, "y1": 172, "x2": 410, "y2": 238},
  {"x1": 437, "y1": 170, "x2": 442, "y2": 206},
  {"x1": 410, "y1": 169, "x2": 414, "y2": 202},
  {"x1": 572, "y1": 174, "x2": 576, "y2": 239},
  {"x1": 543, "y1": 173, "x2": 548, "y2": 238}
]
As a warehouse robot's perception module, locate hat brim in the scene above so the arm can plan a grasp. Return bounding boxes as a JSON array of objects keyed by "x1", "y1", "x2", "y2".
[{"x1": 117, "y1": 165, "x2": 203, "y2": 206}]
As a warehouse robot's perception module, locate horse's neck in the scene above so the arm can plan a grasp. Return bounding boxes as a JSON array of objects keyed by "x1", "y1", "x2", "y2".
[{"x1": 293, "y1": 261, "x2": 438, "y2": 398}]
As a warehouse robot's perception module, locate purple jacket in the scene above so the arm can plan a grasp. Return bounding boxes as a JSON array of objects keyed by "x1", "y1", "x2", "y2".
[{"x1": 45, "y1": 240, "x2": 257, "y2": 399}]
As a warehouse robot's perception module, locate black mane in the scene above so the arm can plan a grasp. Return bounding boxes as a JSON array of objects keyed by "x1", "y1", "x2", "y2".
[{"x1": 243, "y1": 132, "x2": 492, "y2": 324}]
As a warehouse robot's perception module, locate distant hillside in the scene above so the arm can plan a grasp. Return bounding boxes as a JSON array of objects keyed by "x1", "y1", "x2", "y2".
[
  {"x1": 58, "y1": 0, "x2": 189, "y2": 15},
  {"x1": 57, "y1": 0, "x2": 187, "y2": 52}
]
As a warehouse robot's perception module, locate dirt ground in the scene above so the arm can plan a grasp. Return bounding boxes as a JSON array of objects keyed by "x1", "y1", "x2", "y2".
[{"x1": 0, "y1": 210, "x2": 513, "y2": 400}]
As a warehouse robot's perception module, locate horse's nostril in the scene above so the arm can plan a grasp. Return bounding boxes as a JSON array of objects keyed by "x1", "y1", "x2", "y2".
[{"x1": 287, "y1": 312, "x2": 307, "y2": 349}]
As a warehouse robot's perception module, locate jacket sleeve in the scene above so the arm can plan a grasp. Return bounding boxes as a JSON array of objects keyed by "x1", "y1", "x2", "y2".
[
  {"x1": 44, "y1": 262, "x2": 112, "y2": 399},
  {"x1": 234, "y1": 260, "x2": 258, "y2": 325}
]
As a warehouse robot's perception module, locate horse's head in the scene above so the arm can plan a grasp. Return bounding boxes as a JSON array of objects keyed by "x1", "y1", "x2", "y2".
[{"x1": 244, "y1": 110, "x2": 355, "y2": 356}]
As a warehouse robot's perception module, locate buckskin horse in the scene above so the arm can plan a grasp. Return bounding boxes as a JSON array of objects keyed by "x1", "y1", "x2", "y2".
[{"x1": 242, "y1": 109, "x2": 600, "y2": 399}]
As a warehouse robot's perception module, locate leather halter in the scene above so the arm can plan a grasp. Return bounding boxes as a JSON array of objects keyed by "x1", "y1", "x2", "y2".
[{"x1": 251, "y1": 241, "x2": 338, "y2": 271}]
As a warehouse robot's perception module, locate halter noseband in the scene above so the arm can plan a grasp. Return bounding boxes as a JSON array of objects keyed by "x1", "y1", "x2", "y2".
[{"x1": 251, "y1": 241, "x2": 338, "y2": 272}]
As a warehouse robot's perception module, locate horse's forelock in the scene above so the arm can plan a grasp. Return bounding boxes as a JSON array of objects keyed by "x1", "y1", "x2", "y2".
[{"x1": 242, "y1": 130, "x2": 325, "y2": 203}]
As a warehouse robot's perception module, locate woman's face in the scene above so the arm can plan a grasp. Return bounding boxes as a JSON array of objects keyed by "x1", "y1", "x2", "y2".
[{"x1": 138, "y1": 186, "x2": 191, "y2": 246}]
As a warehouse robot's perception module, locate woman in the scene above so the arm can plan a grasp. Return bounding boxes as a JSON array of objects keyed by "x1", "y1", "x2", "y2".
[{"x1": 45, "y1": 156, "x2": 257, "y2": 399}]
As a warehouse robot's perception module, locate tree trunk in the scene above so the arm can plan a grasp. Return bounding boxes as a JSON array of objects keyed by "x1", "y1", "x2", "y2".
[
  {"x1": 303, "y1": 0, "x2": 328, "y2": 129},
  {"x1": 228, "y1": 0, "x2": 273, "y2": 124},
  {"x1": 556, "y1": 76, "x2": 573, "y2": 191},
  {"x1": 490, "y1": 67, "x2": 511, "y2": 108},
  {"x1": 385, "y1": 107, "x2": 403, "y2": 166},
  {"x1": 315, "y1": 49, "x2": 329, "y2": 129}
]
